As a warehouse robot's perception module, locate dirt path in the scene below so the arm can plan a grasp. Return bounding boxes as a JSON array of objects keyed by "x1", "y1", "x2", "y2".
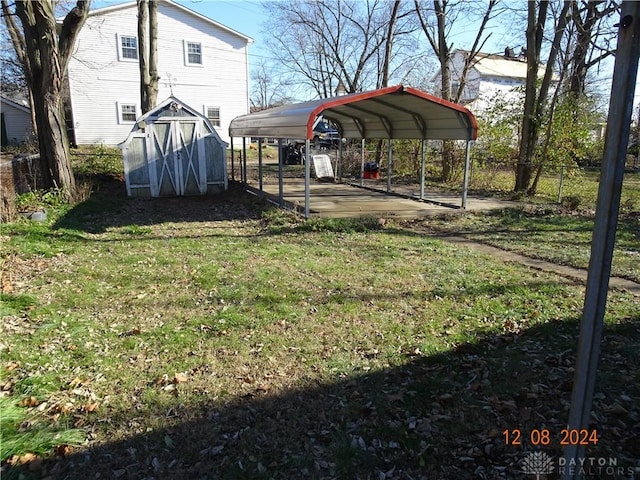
[{"x1": 431, "y1": 232, "x2": 640, "y2": 297}]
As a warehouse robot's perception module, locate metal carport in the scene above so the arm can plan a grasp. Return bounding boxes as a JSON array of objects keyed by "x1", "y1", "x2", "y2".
[{"x1": 228, "y1": 84, "x2": 478, "y2": 217}]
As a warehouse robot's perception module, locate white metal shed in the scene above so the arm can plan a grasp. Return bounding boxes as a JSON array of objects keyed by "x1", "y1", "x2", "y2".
[{"x1": 119, "y1": 96, "x2": 228, "y2": 197}]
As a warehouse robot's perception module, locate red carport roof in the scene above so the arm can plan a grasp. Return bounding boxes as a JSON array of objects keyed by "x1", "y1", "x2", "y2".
[{"x1": 229, "y1": 85, "x2": 477, "y2": 141}]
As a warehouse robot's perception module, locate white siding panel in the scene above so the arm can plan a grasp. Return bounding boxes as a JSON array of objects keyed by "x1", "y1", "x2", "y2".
[
  {"x1": 68, "y1": 2, "x2": 250, "y2": 146},
  {"x1": 1, "y1": 101, "x2": 32, "y2": 143}
]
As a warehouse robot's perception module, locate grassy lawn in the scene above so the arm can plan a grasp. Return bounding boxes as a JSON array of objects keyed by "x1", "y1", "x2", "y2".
[
  {"x1": 1, "y1": 180, "x2": 639, "y2": 479},
  {"x1": 414, "y1": 207, "x2": 640, "y2": 284}
]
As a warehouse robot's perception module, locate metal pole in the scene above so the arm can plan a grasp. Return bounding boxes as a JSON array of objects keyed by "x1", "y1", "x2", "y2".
[
  {"x1": 558, "y1": 164, "x2": 565, "y2": 204},
  {"x1": 461, "y1": 140, "x2": 472, "y2": 209},
  {"x1": 337, "y1": 138, "x2": 343, "y2": 182},
  {"x1": 304, "y1": 139, "x2": 311, "y2": 218},
  {"x1": 387, "y1": 139, "x2": 392, "y2": 193},
  {"x1": 278, "y1": 139, "x2": 284, "y2": 206},
  {"x1": 230, "y1": 137, "x2": 235, "y2": 182},
  {"x1": 360, "y1": 138, "x2": 365, "y2": 187},
  {"x1": 420, "y1": 139, "x2": 426, "y2": 200},
  {"x1": 258, "y1": 138, "x2": 263, "y2": 195},
  {"x1": 242, "y1": 139, "x2": 247, "y2": 185},
  {"x1": 563, "y1": 4, "x2": 640, "y2": 477}
]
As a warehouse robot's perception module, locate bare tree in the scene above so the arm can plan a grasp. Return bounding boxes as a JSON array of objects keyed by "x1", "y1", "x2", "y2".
[
  {"x1": 568, "y1": 0, "x2": 618, "y2": 98},
  {"x1": 138, "y1": 0, "x2": 159, "y2": 113},
  {"x1": 1, "y1": 0, "x2": 90, "y2": 197},
  {"x1": 263, "y1": 0, "x2": 415, "y2": 98},
  {"x1": 414, "y1": 0, "x2": 501, "y2": 181},
  {"x1": 515, "y1": 0, "x2": 571, "y2": 193},
  {"x1": 250, "y1": 61, "x2": 295, "y2": 111}
]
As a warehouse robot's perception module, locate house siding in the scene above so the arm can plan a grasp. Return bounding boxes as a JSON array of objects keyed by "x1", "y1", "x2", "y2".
[
  {"x1": 1, "y1": 99, "x2": 32, "y2": 144},
  {"x1": 432, "y1": 51, "x2": 527, "y2": 113},
  {"x1": 67, "y1": 1, "x2": 250, "y2": 146}
]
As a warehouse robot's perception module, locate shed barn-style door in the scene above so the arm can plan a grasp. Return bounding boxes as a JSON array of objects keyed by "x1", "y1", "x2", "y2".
[{"x1": 147, "y1": 120, "x2": 207, "y2": 196}]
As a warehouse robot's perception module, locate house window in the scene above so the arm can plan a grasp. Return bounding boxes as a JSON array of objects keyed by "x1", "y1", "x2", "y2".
[
  {"x1": 120, "y1": 103, "x2": 137, "y2": 123},
  {"x1": 206, "y1": 106, "x2": 220, "y2": 127},
  {"x1": 120, "y1": 35, "x2": 138, "y2": 60},
  {"x1": 185, "y1": 41, "x2": 202, "y2": 65}
]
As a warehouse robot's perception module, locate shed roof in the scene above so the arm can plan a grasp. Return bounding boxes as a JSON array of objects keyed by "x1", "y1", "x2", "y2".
[
  {"x1": 229, "y1": 85, "x2": 477, "y2": 141},
  {"x1": 1, "y1": 95, "x2": 30, "y2": 113}
]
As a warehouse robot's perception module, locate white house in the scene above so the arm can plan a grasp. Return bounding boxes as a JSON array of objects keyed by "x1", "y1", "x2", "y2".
[
  {"x1": 433, "y1": 49, "x2": 548, "y2": 112},
  {"x1": 1, "y1": 95, "x2": 32, "y2": 146},
  {"x1": 65, "y1": 0, "x2": 252, "y2": 146}
]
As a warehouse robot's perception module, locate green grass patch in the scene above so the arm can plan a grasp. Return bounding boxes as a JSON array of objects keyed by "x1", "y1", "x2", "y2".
[
  {"x1": 0, "y1": 397, "x2": 85, "y2": 462},
  {"x1": 1, "y1": 189, "x2": 638, "y2": 478},
  {"x1": 420, "y1": 207, "x2": 640, "y2": 283}
]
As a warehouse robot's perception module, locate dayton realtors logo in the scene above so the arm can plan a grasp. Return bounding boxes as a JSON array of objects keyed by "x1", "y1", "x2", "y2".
[
  {"x1": 521, "y1": 452, "x2": 636, "y2": 478},
  {"x1": 522, "y1": 451, "x2": 554, "y2": 479}
]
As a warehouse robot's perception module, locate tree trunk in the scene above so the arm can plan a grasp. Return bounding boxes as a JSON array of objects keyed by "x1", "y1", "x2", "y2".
[
  {"x1": 33, "y1": 86, "x2": 75, "y2": 191},
  {"x1": 138, "y1": 0, "x2": 159, "y2": 113},
  {"x1": 515, "y1": 1, "x2": 542, "y2": 193},
  {"x1": 515, "y1": 0, "x2": 571, "y2": 193},
  {"x1": 138, "y1": 0, "x2": 150, "y2": 112},
  {"x1": 11, "y1": 1, "x2": 89, "y2": 198},
  {"x1": 415, "y1": 0, "x2": 498, "y2": 182},
  {"x1": 148, "y1": 1, "x2": 159, "y2": 107}
]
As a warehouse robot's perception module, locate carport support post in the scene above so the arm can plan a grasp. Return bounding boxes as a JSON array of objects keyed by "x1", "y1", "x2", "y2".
[
  {"x1": 278, "y1": 139, "x2": 284, "y2": 206},
  {"x1": 258, "y1": 138, "x2": 263, "y2": 195},
  {"x1": 304, "y1": 139, "x2": 311, "y2": 218},
  {"x1": 563, "y1": 5, "x2": 640, "y2": 477},
  {"x1": 461, "y1": 140, "x2": 472, "y2": 209},
  {"x1": 230, "y1": 137, "x2": 235, "y2": 182},
  {"x1": 386, "y1": 139, "x2": 393, "y2": 193},
  {"x1": 360, "y1": 139, "x2": 365, "y2": 187},
  {"x1": 242, "y1": 139, "x2": 247, "y2": 185},
  {"x1": 420, "y1": 139, "x2": 426, "y2": 201},
  {"x1": 337, "y1": 137, "x2": 343, "y2": 182}
]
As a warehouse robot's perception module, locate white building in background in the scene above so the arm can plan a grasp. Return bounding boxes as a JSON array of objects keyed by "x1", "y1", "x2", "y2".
[
  {"x1": 64, "y1": 0, "x2": 252, "y2": 146},
  {"x1": 433, "y1": 49, "x2": 548, "y2": 112},
  {"x1": 1, "y1": 95, "x2": 32, "y2": 146}
]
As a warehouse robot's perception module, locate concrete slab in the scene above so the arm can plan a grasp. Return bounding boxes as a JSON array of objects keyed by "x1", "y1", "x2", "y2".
[{"x1": 256, "y1": 179, "x2": 518, "y2": 218}]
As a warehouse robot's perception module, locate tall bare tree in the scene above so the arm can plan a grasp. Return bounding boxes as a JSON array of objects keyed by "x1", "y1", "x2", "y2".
[
  {"x1": 515, "y1": 0, "x2": 571, "y2": 193},
  {"x1": 568, "y1": 0, "x2": 618, "y2": 98},
  {"x1": 250, "y1": 61, "x2": 295, "y2": 111},
  {"x1": 1, "y1": 0, "x2": 90, "y2": 197},
  {"x1": 264, "y1": 0, "x2": 415, "y2": 98},
  {"x1": 414, "y1": 0, "x2": 500, "y2": 181},
  {"x1": 138, "y1": 0, "x2": 159, "y2": 113}
]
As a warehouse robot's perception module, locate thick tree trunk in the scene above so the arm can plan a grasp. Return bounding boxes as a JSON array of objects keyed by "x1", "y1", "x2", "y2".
[
  {"x1": 515, "y1": 0, "x2": 570, "y2": 193},
  {"x1": 33, "y1": 86, "x2": 75, "y2": 191},
  {"x1": 138, "y1": 0, "x2": 159, "y2": 113},
  {"x1": 138, "y1": 0, "x2": 150, "y2": 112},
  {"x1": 515, "y1": 1, "x2": 541, "y2": 193},
  {"x1": 148, "y1": 0, "x2": 159, "y2": 106},
  {"x1": 12, "y1": 1, "x2": 89, "y2": 198}
]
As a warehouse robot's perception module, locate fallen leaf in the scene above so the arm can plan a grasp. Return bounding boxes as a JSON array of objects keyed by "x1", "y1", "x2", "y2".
[{"x1": 173, "y1": 372, "x2": 188, "y2": 384}]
